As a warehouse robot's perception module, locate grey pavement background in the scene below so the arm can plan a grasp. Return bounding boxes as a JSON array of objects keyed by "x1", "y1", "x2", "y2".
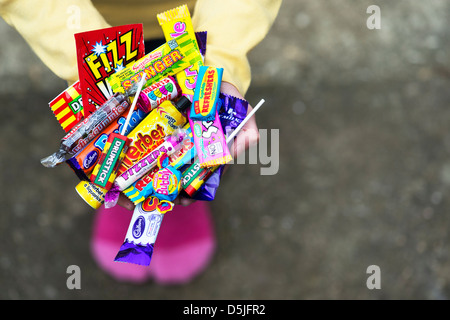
[{"x1": 2, "y1": 0, "x2": 450, "y2": 299}]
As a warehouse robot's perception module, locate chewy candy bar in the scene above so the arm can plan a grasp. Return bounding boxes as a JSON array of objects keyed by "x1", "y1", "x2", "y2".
[
  {"x1": 122, "y1": 165, "x2": 161, "y2": 205},
  {"x1": 41, "y1": 92, "x2": 129, "y2": 168},
  {"x1": 190, "y1": 66, "x2": 223, "y2": 122},
  {"x1": 189, "y1": 108, "x2": 232, "y2": 168},
  {"x1": 114, "y1": 197, "x2": 174, "y2": 266},
  {"x1": 157, "y1": 5, "x2": 202, "y2": 100},
  {"x1": 107, "y1": 32, "x2": 202, "y2": 94},
  {"x1": 75, "y1": 24, "x2": 145, "y2": 114},
  {"x1": 90, "y1": 132, "x2": 131, "y2": 190}
]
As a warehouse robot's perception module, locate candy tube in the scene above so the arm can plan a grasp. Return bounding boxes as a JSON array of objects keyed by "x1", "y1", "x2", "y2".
[
  {"x1": 189, "y1": 108, "x2": 232, "y2": 168},
  {"x1": 166, "y1": 124, "x2": 196, "y2": 170},
  {"x1": 113, "y1": 129, "x2": 187, "y2": 192},
  {"x1": 125, "y1": 164, "x2": 182, "y2": 204},
  {"x1": 107, "y1": 32, "x2": 202, "y2": 94},
  {"x1": 190, "y1": 66, "x2": 223, "y2": 122},
  {"x1": 157, "y1": 5, "x2": 203, "y2": 100},
  {"x1": 122, "y1": 166, "x2": 160, "y2": 205},
  {"x1": 181, "y1": 161, "x2": 206, "y2": 192},
  {"x1": 137, "y1": 76, "x2": 181, "y2": 113},
  {"x1": 75, "y1": 180, "x2": 107, "y2": 209},
  {"x1": 114, "y1": 197, "x2": 174, "y2": 266},
  {"x1": 41, "y1": 92, "x2": 129, "y2": 168}
]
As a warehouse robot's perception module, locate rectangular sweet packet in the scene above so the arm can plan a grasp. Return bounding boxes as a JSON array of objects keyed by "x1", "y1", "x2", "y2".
[
  {"x1": 157, "y1": 4, "x2": 203, "y2": 100},
  {"x1": 189, "y1": 107, "x2": 232, "y2": 168},
  {"x1": 190, "y1": 66, "x2": 223, "y2": 122},
  {"x1": 49, "y1": 80, "x2": 84, "y2": 133},
  {"x1": 90, "y1": 132, "x2": 131, "y2": 191},
  {"x1": 107, "y1": 32, "x2": 202, "y2": 95},
  {"x1": 75, "y1": 24, "x2": 145, "y2": 115}
]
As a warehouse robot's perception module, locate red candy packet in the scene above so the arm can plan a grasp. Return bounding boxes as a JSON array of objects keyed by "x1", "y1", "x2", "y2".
[
  {"x1": 75, "y1": 24, "x2": 145, "y2": 115},
  {"x1": 49, "y1": 80, "x2": 84, "y2": 133}
]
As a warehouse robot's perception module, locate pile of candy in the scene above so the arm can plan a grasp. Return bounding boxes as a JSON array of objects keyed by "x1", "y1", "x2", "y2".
[{"x1": 41, "y1": 5, "x2": 263, "y2": 267}]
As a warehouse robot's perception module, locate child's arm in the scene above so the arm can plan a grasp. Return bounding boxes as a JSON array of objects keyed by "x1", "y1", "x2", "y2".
[
  {"x1": 0, "y1": 0, "x2": 110, "y2": 84},
  {"x1": 192, "y1": 0, "x2": 282, "y2": 96}
]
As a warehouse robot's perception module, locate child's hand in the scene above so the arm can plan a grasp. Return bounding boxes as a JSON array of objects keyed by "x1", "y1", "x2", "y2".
[
  {"x1": 220, "y1": 82, "x2": 260, "y2": 159},
  {"x1": 116, "y1": 81, "x2": 259, "y2": 210}
]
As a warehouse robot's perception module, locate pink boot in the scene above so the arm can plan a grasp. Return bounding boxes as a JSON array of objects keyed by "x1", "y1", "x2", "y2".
[{"x1": 90, "y1": 201, "x2": 216, "y2": 284}]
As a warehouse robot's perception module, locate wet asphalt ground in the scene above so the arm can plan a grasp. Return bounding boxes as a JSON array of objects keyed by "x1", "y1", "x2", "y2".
[{"x1": 2, "y1": 0, "x2": 450, "y2": 299}]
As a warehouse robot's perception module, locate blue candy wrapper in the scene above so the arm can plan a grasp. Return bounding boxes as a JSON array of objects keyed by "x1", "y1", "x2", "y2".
[{"x1": 189, "y1": 66, "x2": 223, "y2": 121}]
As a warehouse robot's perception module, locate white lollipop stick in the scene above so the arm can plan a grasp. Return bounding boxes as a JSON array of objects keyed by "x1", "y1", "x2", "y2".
[
  {"x1": 226, "y1": 98, "x2": 265, "y2": 143},
  {"x1": 121, "y1": 74, "x2": 147, "y2": 136}
]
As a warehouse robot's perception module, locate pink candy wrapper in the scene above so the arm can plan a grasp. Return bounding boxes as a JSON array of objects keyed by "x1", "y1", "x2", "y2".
[{"x1": 188, "y1": 108, "x2": 232, "y2": 168}]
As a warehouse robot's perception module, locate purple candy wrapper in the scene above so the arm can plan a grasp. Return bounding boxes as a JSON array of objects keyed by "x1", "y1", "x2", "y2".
[
  {"x1": 192, "y1": 93, "x2": 248, "y2": 201},
  {"x1": 114, "y1": 197, "x2": 174, "y2": 266},
  {"x1": 195, "y1": 31, "x2": 207, "y2": 58},
  {"x1": 218, "y1": 93, "x2": 249, "y2": 137}
]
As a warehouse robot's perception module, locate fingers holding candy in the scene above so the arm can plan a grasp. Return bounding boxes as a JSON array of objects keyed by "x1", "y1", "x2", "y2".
[{"x1": 219, "y1": 82, "x2": 260, "y2": 159}]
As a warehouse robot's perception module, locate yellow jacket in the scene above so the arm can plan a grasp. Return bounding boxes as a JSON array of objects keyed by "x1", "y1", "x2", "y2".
[{"x1": 0, "y1": 0, "x2": 281, "y2": 95}]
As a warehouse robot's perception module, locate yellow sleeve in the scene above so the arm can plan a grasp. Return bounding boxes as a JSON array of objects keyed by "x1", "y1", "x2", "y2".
[
  {"x1": 192, "y1": 0, "x2": 282, "y2": 95},
  {"x1": 0, "y1": 0, "x2": 110, "y2": 84}
]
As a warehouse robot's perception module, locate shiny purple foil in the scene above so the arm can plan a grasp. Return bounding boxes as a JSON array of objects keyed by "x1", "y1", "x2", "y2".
[
  {"x1": 193, "y1": 93, "x2": 249, "y2": 201},
  {"x1": 195, "y1": 31, "x2": 207, "y2": 57},
  {"x1": 114, "y1": 241, "x2": 154, "y2": 266}
]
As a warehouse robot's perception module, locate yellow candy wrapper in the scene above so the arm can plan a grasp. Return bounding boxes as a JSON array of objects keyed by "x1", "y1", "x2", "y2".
[
  {"x1": 107, "y1": 32, "x2": 202, "y2": 95},
  {"x1": 157, "y1": 5, "x2": 203, "y2": 100}
]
